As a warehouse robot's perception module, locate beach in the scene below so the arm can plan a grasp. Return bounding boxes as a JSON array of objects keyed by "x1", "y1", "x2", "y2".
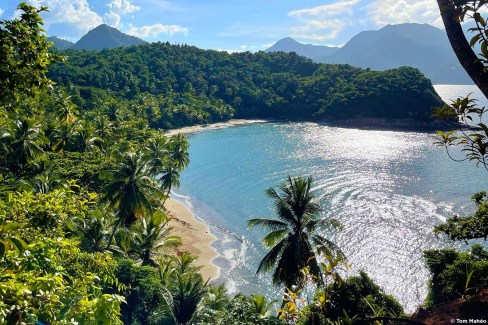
[
  {"x1": 165, "y1": 119, "x2": 273, "y2": 136},
  {"x1": 165, "y1": 198, "x2": 220, "y2": 281}
]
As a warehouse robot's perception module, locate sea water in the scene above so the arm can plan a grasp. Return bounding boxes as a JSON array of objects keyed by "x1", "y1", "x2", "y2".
[{"x1": 174, "y1": 84, "x2": 487, "y2": 313}]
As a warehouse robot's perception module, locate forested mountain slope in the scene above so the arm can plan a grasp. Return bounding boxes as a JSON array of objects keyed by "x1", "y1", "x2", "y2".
[
  {"x1": 70, "y1": 24, "x2": 146, "y2": 51},
  {"x1": 48, "y1": 42, "x2": 444, "y2": 129}
]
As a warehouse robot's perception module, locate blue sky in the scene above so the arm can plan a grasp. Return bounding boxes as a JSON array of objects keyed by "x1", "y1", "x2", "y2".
[{"x1": 0, "y1": 0, "x2": 443, "y2": 51}]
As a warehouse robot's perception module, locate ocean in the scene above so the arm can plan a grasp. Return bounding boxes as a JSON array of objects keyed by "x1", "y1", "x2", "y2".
[{"x1": 174, "y1": 84, "x2": 487, "y2": 313}]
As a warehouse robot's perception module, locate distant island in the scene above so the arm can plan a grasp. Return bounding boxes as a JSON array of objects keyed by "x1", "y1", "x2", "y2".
[
  {"x1": 48, "y1": 39, "x2": 444, "y2": 130},
  {"x1": 266, "y1": 23, "x2": 473, "y2": 85}
]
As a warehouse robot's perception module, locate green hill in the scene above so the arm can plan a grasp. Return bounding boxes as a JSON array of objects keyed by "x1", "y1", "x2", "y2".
[
  {"x1": 46, "y1": 36, "x2": 74, "y2": 50},
  {"x1": 48, "y1": 42, "x2": 444, "y2": 129}
]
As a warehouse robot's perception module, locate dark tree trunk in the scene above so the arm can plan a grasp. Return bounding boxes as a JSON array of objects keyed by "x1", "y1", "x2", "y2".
[{"x1": 437, "y1": 0, "x2": 488, "y2": 98}]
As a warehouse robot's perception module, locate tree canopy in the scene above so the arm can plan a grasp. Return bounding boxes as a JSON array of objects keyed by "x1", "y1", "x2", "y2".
[{"x1": 47, "y1": 43, "x2": 443, "y2": 129}]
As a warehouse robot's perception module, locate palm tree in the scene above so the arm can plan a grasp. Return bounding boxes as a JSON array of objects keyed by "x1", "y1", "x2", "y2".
[
  {"x1": 16, "y1": 171, "x2": 69, "y2": 194},
  {"x1": 168, "y1": 134, "x2": 190, "y2": 171},
  {"x1": 248, "y1": 176, "x2": 342, "y2": 290},
  {"x1": 162, "y1": 273, "x2": 208, "y2": 325},
  {"x1": 75, "y1": 127, "x2": 104, "y2": 154},
  {"x1": 130, "y1": 210, "x2": 181, "y2": 265},
  {"x1": 50, "y1": 120, "x2": 80, "y2": 152},
  {"x1": 143, "y1": 135, "x2": 169, "y2": 175},
  {"x1": 93, "y1": 115, "x2": 115, "y2": 145},
  {"x1": 53, "y1": 91, "x2": 78, "y2": 124},
  {"x1": 10, "y1": 118, "x2": 44, "y2": 164},
  {"x1": 204, "y1": 284, "x2": 229, "y2": 311},
  {"x1": 158, "y1": 160, "x2": 181, "y2": 198},
  {"x1": 75, "y1": 210, "x2": 111, "y2": 252},
  {"x1": 101, "y1": 151, "x2": 165, "y2": 248},
  {"x1": 173, "y1": 252, "x2": 202, "y2": 275},
  {"x1": 249, "y1": 294, "x2": 277, "y2": 318}
]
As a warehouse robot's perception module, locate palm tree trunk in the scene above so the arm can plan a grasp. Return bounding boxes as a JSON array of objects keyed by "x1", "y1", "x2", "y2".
[{"x1": 106, "y1": 218, "x2": 121, "y2": 249}]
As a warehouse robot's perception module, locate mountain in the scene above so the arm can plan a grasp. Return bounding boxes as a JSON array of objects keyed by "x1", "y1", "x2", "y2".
[
  {"x1": 70, "y1": 24, "x2": 146, "y2": 51},
  {"x1": 47, "y1": 36, "x2": 74, "y2": 50},
  {"x1": 265, "y1": 37, "x2": 339, "y2": 59},
  {"x1": 267, "y1": 24, "x2": 472, "y2": 84}
]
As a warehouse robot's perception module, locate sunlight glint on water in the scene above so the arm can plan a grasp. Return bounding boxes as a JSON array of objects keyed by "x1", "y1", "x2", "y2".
[{"x1": 175, "y1": 84, "x2": 487, "y2": 313}]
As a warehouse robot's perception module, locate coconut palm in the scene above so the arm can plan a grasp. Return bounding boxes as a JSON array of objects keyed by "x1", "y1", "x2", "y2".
[
  {"x1": 101, "y1": 151, "x2": 165, "y2": 248},
  {"x1": 9, "y1": 118, "x2": 44, "y2": 164},
  {"x1": 16, "y1": 171, "x2": 69, "y2": 194},
  {"x1": 173, "y1": 252, "x2": 202, "y2": 275},
  {"x1": 249, "y1": 294, "x2": 277, "y2": 318},
  {"x1": 203, "y1": 283, "x2": 229, "y2": 311},
  {"x1": 168, "y1": 134, "x2": 190, "y2": 171},
  {"x1": 130, "y1": 211, "x2": 181, "y2": 265},
  {"x1": 75, "y1": 210, "x2": 111, "y2": 252},
  {"x1": 93, "y1": 115, "x2": 115, "y2": 143},
  {"x1": 162, "y1": 273, "x2": 208, "y2": 325},
  {"x1": 75, "y1": 128, "x2": 104, "y2": 154},
  {"x1": 143, "y1": 135, "x2": 169, "y2": 175},
  {"x1": 53, "y1": 92, "x2": 78, "y2": 124},
  {"x1": 50, "y1": 120, "x2": 80, "y2": 152},
  {"x1": 158, "y1": 160, "x2": 181, "y2": 198},
  {"x1": 248, "y1": 176, "x2": 342, "y2": 290}
]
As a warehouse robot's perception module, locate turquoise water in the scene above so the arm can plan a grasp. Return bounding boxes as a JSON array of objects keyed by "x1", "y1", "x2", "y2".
[{"x1": 175, "y1": 85, "x2": 487, "y2": 313}]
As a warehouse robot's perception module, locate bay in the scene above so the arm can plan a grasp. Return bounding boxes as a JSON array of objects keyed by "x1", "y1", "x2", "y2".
[{"x1": 175, "y1": 84, "x2": 487, "y2": 313}]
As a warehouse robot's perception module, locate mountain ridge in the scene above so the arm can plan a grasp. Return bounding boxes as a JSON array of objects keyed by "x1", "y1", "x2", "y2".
[
  {"x1": 47, "y1": 36, "x2": 74, "y2": 50},
  {"x1": 265, "y1": 37, "x2": 339, "y2": 59},
  {"x1": 267, "y1": 23, "x2": 472, "y2": 84}
]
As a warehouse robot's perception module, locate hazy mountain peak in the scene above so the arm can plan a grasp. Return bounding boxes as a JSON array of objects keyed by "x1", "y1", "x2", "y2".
[
  {"x1": 267, "y1": 23, "x2": 470, "y2": 84},
  {"x1": 266, "y1": 37, "x2": 339, "y2": 59}
]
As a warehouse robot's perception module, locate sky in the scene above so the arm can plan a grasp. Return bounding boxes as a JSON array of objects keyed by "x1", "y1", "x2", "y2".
[{"x1": 0, "y1": 0, "x2": 444, "y2": 51}]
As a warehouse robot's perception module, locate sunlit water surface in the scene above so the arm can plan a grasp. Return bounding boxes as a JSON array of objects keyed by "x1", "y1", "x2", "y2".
[{"x1": 175, "y1": 84, "x2": 487, "y2": 313}]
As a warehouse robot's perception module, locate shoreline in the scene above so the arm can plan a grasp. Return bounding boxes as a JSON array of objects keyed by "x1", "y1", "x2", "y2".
[
  {"x1": 164, "y1": 198, "x2": 220, "y2": 281},
  {"x1": 165, "y1": 117, "x2": 459, "y2": 136},
  {"x1": 164, "y1": 118, "x2": 281, "y2": 136}
]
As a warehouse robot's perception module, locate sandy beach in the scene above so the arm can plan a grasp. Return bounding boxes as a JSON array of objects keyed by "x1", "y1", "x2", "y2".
[
  {"x1": 165, "y1": 198, "x2": 220, "y2": 281},
  {"x1": 165, "y1": 118, "x2": 275, "y2": 136}
]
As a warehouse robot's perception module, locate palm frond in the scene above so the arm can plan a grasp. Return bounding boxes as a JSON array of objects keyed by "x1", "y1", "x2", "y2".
[{"x1": 248, "y1": 218, "x2": 288, "y2": 231}]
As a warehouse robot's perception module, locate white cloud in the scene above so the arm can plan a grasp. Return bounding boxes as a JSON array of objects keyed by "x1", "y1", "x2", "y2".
[
  {"x1": 126, "y1": 23, "x2": 189, "y2": 38},
  {"x1": 107, "y1": 0, "x2": 140, "y2": 14},
  {"x1": 288, "y1": 0, "x2": 361, "y2": 41},
  {"x1": 368, "y1": 0, "x2": 443, "y2": 27},
  {"x1": 0, "y1": 8, "x2": 4, "y2": 18},
  {"x1": 105, "y1": 0, "x2": 140, "y2": 28},
  {"x1": 28, "y1": 0, "x2": 103, "y2": 34},
  {"x1": 104, "y1": 11, "x2": 121, "y2": 28}
]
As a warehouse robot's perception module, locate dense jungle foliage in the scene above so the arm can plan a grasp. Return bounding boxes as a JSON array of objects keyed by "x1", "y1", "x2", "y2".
[
  {"x1": 2, "y1": 2, "x2": 486, "y2": 324},
  {"x1": 47, "y1": 43, "x2": 444, "y2": 129}
]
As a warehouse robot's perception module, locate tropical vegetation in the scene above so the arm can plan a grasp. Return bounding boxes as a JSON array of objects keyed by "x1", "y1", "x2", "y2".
[
  {"x1": 46, "y1": 39, "x2": 444, "y2": 129},
  {"x1": 248, "y1": 176, "x2": 342, "y2": 290},
  {"x1": 3, "y1": 1, "x2": 484, "y2": 324}
]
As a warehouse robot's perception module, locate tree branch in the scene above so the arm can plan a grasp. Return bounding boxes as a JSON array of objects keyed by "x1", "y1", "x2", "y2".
[{"x1": 437, "y1": 0, "x2": 488, "y2": 98}]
